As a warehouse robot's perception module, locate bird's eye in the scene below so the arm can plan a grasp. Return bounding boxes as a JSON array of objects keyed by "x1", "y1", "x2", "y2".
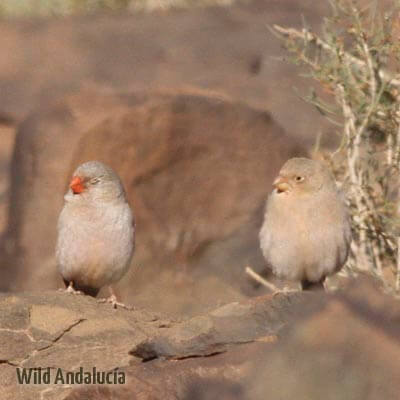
[
  {"x1": 90, "y1": 178, "x2": 100, "y2": 185},
  {"x1": 295, "y1": 176, "x2": 304, "y2": 182}
]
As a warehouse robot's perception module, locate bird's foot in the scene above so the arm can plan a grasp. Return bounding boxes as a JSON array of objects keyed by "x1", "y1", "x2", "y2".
[
  {"x1": 59, "y1": 282, "x2": 83, "y2": 295},
  {"x1": 97, "y1": 294, "x2": 133, "y2": 310},
  {"x1": 272, "y1": 286, "x2": 299, "y2": 297}
]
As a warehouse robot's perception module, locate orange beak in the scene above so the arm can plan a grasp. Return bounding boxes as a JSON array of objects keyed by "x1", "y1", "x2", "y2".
[
  {"x1": 69, "y1": 176, "x2": 85, "y2": 194},
  {"x1": 273, "y1": 176, "x2": 290, "y2": 193}
]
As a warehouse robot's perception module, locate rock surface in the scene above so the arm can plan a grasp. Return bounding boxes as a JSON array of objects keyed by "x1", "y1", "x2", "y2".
[
  {"x1": 0, "y1": 0, "x2": 332, "y2": 145},
  {"x1": 1, "y1": 276, "x2": 399, "y2": 400},
  {"x1": 2, "y1": 90, "x2": 304, "y2": 316},
  {"x1": 0, "y1": 286, "x2": 305, "y2": 399}
]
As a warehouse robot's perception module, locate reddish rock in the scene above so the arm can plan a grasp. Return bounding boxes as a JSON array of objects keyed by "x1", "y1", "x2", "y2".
[
  {"x1": 2, "y1": 90, "x2": 304, "y2": 315},
  {"x1": 63, "y1": 277, "x2": 400, "y2": 400}
]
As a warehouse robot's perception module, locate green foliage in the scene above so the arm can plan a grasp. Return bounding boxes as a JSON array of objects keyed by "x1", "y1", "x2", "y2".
[{"x1": 274, "y1": 0, "x2": 400, "y2": 292}]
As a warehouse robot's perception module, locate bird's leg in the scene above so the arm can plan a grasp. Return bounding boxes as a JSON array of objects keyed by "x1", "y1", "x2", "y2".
[
  {"x1": 97, "y1": 287, "x2": 133, "y2": 310},
  {"x1": 322, "y1": 278, "x2": 336, "y2": 292},
  {"x1": 59, "y1": 281, "x2": 83, "y2": 295}
]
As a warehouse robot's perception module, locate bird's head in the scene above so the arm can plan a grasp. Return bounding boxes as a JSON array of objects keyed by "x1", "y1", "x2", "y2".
[
  {"x1": 67, "y1": 161, "x2": 125, "y2": 203},
  {"x1": 273, "y1": 157, "x2": 335, "y2": 196}
]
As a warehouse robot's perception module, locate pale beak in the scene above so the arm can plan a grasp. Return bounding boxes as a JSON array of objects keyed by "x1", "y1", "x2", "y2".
[{"x1": 273, "y1": 176, "x2": 290, "y2": 193}]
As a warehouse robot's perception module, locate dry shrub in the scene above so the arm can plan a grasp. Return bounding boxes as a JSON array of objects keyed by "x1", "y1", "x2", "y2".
[{"x1": 273, "y1": 0, "x2": 400, "y2": 293}]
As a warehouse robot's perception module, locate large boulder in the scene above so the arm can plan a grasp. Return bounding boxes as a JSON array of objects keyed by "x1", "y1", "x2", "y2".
[
  {"x1": 2, "y1": 89, "x2": 304, "y2": 315},
  {"x1": 1, "y1": 276, "x2": 399, "y2": 400},
  {"x1": 0, "y1": 287, "x2": 308, "y2": 400}
]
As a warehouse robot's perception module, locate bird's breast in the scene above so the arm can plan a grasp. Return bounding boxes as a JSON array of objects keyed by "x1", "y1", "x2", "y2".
[{"x1": 56, "y1": 201, "x2": 134, "y2": 288}]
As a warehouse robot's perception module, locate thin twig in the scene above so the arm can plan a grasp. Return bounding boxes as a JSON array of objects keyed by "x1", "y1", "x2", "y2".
[
  {"x1": 245, "y1": 266, "x2": 278, "y2": 292},
  {"x1": 397, "y1": 237, "x2": 400, "y2": 291},
  {"x1": 273, "y1": 24, "x2": 400, "y2": 88}
]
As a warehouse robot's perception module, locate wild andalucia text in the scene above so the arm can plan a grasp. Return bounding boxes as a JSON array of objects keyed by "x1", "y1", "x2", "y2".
[{"x1": 16, "y1": 367, "x2": 126, "y2": 385}]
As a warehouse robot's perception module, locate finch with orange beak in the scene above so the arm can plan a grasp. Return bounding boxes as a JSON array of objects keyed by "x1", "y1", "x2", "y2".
[{"x1": 56, "y1": 161, "x2": 135, "y2": 308}]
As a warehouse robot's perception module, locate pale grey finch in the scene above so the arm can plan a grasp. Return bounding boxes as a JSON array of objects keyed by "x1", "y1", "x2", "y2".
[
  {"x1": 259, "y1": 157, "x2": 351, "y2": 291},
  {"x1": 56, "y1": 161, "x2": 135, "y2": 307}
]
